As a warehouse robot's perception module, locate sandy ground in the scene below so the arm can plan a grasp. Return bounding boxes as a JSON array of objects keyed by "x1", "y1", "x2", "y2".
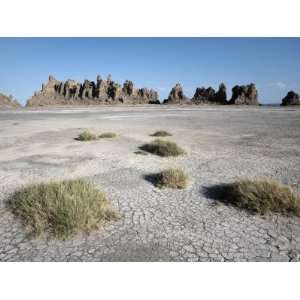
[{"x1": 0, "y1": 105, "x2": 299, "y2": 261}]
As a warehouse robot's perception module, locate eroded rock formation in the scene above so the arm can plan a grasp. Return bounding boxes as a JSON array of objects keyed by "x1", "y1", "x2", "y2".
[
  {"x1": 26, "y1": 75, "x2": 159, "y2": 106},
  {"x1": 164, "y1": 83, "x2": 189, "y2": 104},
  {"x1": 24, "y1": 76, "x2": 263, "y2": 107},
  {"x1": 0, "y1": 93, "x2": 21, "y2": 109},
  {"x1": 229, "y1": 83, "x2": 259, "y2": 105},
  {"x1": 191, "y1": 83, "x2": 227, "y2": 104},
  {"x1": 281, "y1": 91, "x2": 300, "y2": 106}
]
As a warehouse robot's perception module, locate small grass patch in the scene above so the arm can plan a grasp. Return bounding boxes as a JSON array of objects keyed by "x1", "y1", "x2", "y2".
[
  {"x1": 205, "y1": 179, "x2": 300, "y2": 216},
  {"x1": 153, "y1": 168, "x2": 188, "y2": 189},
  {"x1": 8, "y1": 179, "x2": 118, "y2": 239},
  {"x1": 75, "y1": 131, "x2": 97, "y2": 141},
  {"x1": 99, "y1": 132, "x2": 117, "y2": 138},
  {"x1": 140, "y1": 139, "x2": 185, "y2": 157},
  {"x1": 150, "y1": 130, "x2": 172, "y2": 137}
]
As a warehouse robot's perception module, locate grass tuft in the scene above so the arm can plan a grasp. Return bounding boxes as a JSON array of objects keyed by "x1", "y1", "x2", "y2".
[
  {"x1": 140, "y1": 139, "x2": 185, "y2": 157},
  {"x1": 206, "y1": 179, "x2": 300, "y2": 216},
  {"x1": 150, "y1": 130, "x2": 172, "y2": 137},
  {"x1": 8, "y1": 179, "x2": 118, "y2": 239},
  {"x1": 75, "y1": 131, "x2": 97, "y2": 141},
  {"x1": 155, "y1": 168, "x2": 188, "y2": 189},
  {"x1": 99, "y1": 132, "x2": 117, "y2": 138}
]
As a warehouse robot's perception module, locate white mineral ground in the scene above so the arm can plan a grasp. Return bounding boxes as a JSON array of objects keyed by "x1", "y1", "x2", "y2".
[{"x1": 0, "y1": 105, "x2": 299, "y2": 261}]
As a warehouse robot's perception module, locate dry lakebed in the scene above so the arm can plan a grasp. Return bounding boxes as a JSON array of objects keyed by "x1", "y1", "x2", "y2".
[{"x1": 0, "y1": 105, "x2": 299, "y2": 261}]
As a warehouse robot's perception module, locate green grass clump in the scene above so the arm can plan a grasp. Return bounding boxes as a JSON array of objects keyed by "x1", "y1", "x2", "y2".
[
  {"x1": 150, "y1": 130, "x2": 172, "y2": 137},
  {"x1": 99, "y1": 132, "x2": 117, "y2": 138},
  {"x1": 76, "y1": 131, "x2": 97, "y2": 141},
  {"x1": 156, "y1": 168, "x2": 188, "y2": 189},
  {"x1": 213, "y1": 179, "x2": 300, "y2": 216},
  {"x1": 140, "y1": 139, "x2": 185, "y2": 157},
  {"x1": 9, "y1": 179, "x2": 118, "y2": 239}
]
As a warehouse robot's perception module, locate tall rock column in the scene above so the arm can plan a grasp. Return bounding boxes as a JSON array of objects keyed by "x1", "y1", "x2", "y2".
[
  {"x1": 80, "y1": 80, "x2": 95, "y2": 99},
  {"x1": 281, "y1": 91, "x2": 300, "y2": 106},
  {"x1": 229, "y1": 83, "x2": 259, "y2": 105},
  {"x1": 164, "y1": 83, "x2": 189, "y2": 104}
]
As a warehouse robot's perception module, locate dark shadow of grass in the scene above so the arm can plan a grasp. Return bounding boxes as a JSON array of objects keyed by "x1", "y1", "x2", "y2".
[
  {"x1": 202, "y1": 184, "x2": 233, "y2": 208},
  {"x1": 134, "y1": 150, "x2": 148, "y2": 155},
  {"x1": 143, "y1": 173, "x2": 160, "y2": 186}
]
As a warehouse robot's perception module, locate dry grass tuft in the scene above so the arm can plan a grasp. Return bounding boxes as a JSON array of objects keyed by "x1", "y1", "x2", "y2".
[
  {"x1": 8, "y1": 179, "x2": 118, "y2": 239},
  {"x1": 140, "y1": 139, "x2": 185, "y2": 157},
  {"x1": 75, "y1": 131, "x2": 97, "y2": 141},
  {"x1": 206, "y1": 179, "x2": 300, "y2": 216},
  {"x1": 155, "y1": 168, "x2": 188, "y2": 189},
  {"x1": 150, "y1": 130, "x2": 172, "y2": 137},
  {"x1": 99, "y1": 132, "x2": 117, "y2": 138}
]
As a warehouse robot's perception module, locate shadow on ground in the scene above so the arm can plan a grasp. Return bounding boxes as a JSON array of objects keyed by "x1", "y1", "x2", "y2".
[
  {"x1": 202, "y1": 183, "x2": 235, "y2": 207},
  {"x1": 143, "y1": 173, "x2": 160, "y2": 187},
  {"x1": 134, "y1": 150, "x2": 148, "y2": 155}
]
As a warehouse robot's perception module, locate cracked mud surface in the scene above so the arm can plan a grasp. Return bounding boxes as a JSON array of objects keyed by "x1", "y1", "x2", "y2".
[{"x1": 0, "y1": 106, "x2": 299, "y2": 261}]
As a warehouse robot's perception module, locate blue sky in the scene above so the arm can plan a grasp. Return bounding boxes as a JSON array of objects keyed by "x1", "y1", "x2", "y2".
[{"x1": 0, "y1": 38, "x2": 299, "y2": 105}]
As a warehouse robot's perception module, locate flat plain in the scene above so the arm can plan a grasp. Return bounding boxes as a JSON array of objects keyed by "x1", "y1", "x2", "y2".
[{"x1": 0, "y1": 105, "x2": 299, "y2": 261}]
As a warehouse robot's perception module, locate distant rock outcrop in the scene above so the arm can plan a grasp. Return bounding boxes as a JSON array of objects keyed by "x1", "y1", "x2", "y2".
[
  {"x1": 164, "y1": 83, "x2": 189, "y2": 104},
  {"x1": 191, "y1": 83, "x2": 227, "y2": 104},
  {"x1": 26, "y1": 75, "x2": 160, "y2": 106},
  {"x1": 0, "y1": 93, "x2": 21, "y2": 109},
  {"x1": 229, "y1": 83, "x2": 259, "y2": 105},
  {"x1": 21, "y1": 76, "x2": 264, "y2": 107},
  {"x1": 281, "y1": 91, "x2": 300, "y2": 106}
]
